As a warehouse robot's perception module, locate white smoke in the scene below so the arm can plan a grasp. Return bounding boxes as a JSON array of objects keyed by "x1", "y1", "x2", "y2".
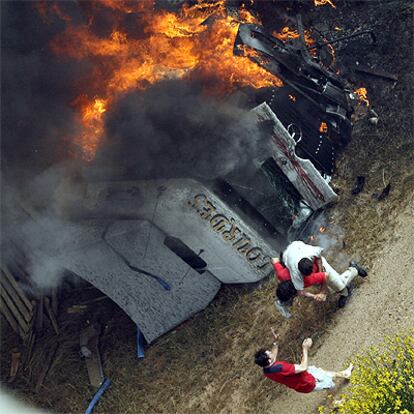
[
  {"x1": 1, "y1": 162, "x2": 86, "y2": 293},
  {"x1": 305, "y1": 212, "x2": 350, "y2": 270}
]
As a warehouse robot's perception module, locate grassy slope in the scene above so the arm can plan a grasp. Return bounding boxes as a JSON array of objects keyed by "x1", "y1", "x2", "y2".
[{"x1": 1, "y1": 1, "x2": 413, "y2": 413}]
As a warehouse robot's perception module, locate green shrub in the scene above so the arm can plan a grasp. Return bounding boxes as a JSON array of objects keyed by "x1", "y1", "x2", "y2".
[{"x1": 319, "y1": 332, "x2": 414, "y2": 414}]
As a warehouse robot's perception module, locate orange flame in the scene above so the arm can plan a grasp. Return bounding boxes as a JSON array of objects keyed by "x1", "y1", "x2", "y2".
[
  {"x1": 99, "y1": 0, "x2": 149, "y2": 14},
  {"x1": 354, "y1": 87, "x2": 370, "y2": 106},
  {"x1": 327, "y1": 42, "x2": 336, "y2": 64},
  {"x1": 273, "y1": 26, "x2": 315, "y2": 48},
  {"x1": 273, "y1": 26, "x2": 317, "y2": 57},
  {"x1": 319, "y1": 122, "x2": 328, "y2": 133},
  {"x1": 319, "y1": 226, "x2": 327, "y2": 233},
  {"x1": 45, "y1": 0, "x2": 284, "y2": 159},
  {"x1": 71, "y1": 96, "x2": 108, "y2": 161},
  {"x1": 314, "y1": 0, "x2": 337, "y2": 9}
]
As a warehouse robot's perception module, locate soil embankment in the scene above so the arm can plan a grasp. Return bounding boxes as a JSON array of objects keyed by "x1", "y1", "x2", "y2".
[{"x1": 270, "y1": 205, "x2": 414, "y2": 413}]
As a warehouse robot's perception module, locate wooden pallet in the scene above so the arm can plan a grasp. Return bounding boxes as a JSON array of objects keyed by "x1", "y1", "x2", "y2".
[{"x1": 0, "y1": 266, "x2": 35, "y2": 341}]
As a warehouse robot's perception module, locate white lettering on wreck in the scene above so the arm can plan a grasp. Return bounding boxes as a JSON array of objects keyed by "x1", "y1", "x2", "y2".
[{"x1": 188, "y1": 193, "x2": 271, "y2": 271}]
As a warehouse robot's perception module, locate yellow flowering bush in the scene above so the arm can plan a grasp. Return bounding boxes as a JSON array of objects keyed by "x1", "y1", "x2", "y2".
[{"x1": 320, "y1": 331, "x2": 414, "y2": 414}]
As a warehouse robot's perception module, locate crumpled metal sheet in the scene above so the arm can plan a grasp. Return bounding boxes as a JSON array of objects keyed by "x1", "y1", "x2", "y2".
[
  {"x1": 234, "y1": 23, "x2": 355, "y2": 174},
  {"x1": 57, "y1": 219, "x2": 221, "y2": 343}
]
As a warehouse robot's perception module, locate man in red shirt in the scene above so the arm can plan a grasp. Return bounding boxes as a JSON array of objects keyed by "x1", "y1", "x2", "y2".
[
  {"x1": 272, "y1": 256, "x2": 327, "y2": 300},
  {"x1": 280, "y1": 241, "x2": 368, "y2": 305},
  {"x1": 272, "y1": 254, "x2": 367, "y2": 313},
  {"x1": 254, "y1": 328, "x2": 353, "y2": 393},
  {"x1": 272, "y1": 256, "x2": 327, "y2": 318}
]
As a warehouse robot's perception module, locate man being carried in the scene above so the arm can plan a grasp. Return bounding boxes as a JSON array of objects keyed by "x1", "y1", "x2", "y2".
[
  {"x1": 271, "y1": 242, "x2": 368, "y2": 317},
  {"x1": 273, "y1": 254, "x2": 327, "y2": 297},
  {"x1": 272, "y1": 254, "x2": 325, "y2": 318},
  {"x1": 279, "y1": 240, "x2": 366, "y2": 305},
  {"x1": 254, "y1": 328, "x2": 353, "y2": 393}
]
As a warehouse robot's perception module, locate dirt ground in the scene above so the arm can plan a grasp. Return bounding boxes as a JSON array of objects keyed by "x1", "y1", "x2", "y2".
[
  {"x1": 1, "y1": 1, "x2": 413, "y2": 413},
  {"x1": 266, "y1": 205, "x2": 414, "y2": 414}
]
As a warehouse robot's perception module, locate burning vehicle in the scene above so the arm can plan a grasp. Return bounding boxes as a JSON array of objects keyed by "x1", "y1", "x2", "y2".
[{"x1": 1, "y1": 0, "x2": 370, "y2": 344}]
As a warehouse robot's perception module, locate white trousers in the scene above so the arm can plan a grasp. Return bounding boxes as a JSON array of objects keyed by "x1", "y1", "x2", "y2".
[
  {"x1": 308, "y1": 366, "x2": 336, "y2": 390},
  {"x1": 321, "y1": 257, "x2": 358, "y2": 296}
]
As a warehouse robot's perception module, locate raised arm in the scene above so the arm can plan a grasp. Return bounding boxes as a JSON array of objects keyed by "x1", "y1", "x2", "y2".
[
  {"x1": 294, "y1": 338, "x2": 312, "y2": 373},
  {"x1": 271, "y1": 327, "x2": 280, "y2": 348}
]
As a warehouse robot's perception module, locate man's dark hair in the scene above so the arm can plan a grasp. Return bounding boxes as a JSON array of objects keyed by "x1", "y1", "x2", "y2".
[
  {"x1": 254, "y1": 348, "x2": 270, "y2": 367},
  {"x1": 276, "y1": 280, "x2": 297, "y2": 302},
  {"x1": 298, "y1": 258, "x2": 313, "y2": 276}
]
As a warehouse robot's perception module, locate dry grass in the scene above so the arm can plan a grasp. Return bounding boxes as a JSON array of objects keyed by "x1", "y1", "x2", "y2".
[
  {"x1": 96, "y1": 282, "x2": 339, "y2": 414},
  {"x1": 14, "y1": 110, "x2": 410, "y2": 414},
  {"x1": 2, "y1": 141, "x2": 412, "y2": 414},
  {"x1": 331, "y1": 76, "x2": 414, "y2": 266},
  {"x1": 1, "y1": 1, "x2": 413, "y2": 413},
  {"x1": 1, "y1": 273, "x2": 339, "y2": 414}
]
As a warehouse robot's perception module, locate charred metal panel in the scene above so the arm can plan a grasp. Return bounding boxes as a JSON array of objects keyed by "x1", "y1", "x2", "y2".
[
  {"x1": 251, "y1": 102, "x2": 337, "y2": 210},
  {"x1": 235, "y1": 23, "x2": 354, "y2": 174},
  {"x1": 257, "y1": 86, "x2": 338, "y2": 175},
  {"x1": 82, "y1": 178, "x2": 278, "y2": 283}
]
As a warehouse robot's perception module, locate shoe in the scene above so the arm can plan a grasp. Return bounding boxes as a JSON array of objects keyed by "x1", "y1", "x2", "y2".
[
  {"x1": 350, "y1": 261, "x2": 368, "y2": 277},
  {"x1": 338, "y1": 285, "x2": 353, "y2": 308},
  {"x1": 337, "y1": 294, "x2": 349, "y2": 308},
  {"x1": 274, "y1": 300, "x2": 292, "y2": 319},
  {"x1": 351, "y1": 176, "x2": 365, "y2": 195}
]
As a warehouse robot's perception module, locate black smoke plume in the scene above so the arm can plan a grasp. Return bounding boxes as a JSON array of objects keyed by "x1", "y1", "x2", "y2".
[
  {"x1": 94, "y1": 80, "x2": 265, "y2": 181},
  {"x1": 1, "y1": 2, "x2": 269, "y2": 291}
]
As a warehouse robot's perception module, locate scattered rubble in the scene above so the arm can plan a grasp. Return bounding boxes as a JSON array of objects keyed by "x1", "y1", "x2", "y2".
[
  {"x1": 351, "y1": 175, "x2": 365, "y2": 195},
  {"x1": 34, "y1": 342, "x2": 59, "y2": 393},
  {"x1": 80, "y1": 323, "x2": 105, "y2": 388},
  {"x1": 8, "y1": 350, "x2": 21, "y2": 382},
  {"x1": 375, "y1": 183, "x2": 391, "y2": 201}
]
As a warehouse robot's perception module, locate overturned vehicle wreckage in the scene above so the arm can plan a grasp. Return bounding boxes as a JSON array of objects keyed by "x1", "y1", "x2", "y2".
[
  {"x1": 3, "y1": 17, "x2": 364, "y2": 348},
  {"x1": 236, "y1": 21, "x2": 359, "y2": 175}
]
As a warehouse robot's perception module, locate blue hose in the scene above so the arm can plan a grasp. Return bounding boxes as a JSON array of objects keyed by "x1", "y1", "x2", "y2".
[
  {"x1": 137, "y1": 326, "x2": 145, "y2": 359},
  {"x1": 151, "y1": 275, "x2": 171, "y2": 291},
  {"x1": 85, "y1": 378, "x2": 112, "y2": 414}
]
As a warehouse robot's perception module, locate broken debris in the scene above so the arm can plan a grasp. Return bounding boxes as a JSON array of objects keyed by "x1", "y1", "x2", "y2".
[
  {"x1": 354, "y1": 65, "x2": 398, "y2": 82},
  {"x1": 0, "y1": 266, "x2": 36, "y2": 341},
  {"x1": 44, "y1": 297, "x2": 59, "y2": 335},
  {"x1": 80, "y1": 323, "x2": 105, "y2": 388},
  {"x1": 368, "y1": 109, "x2": 379, "y2": 125},
  {"x1": 8, "y1": 350, "x2": 21, "y2": 382},
  {"x1": 351, "y1": 176, "x2": 366, "y2": 195},
  {"x1": 34, "y1": 342, "x2": 59, "y2": 393},
  {"x1": 375, "y1": 183, "x2": 391, "y2": 201}
]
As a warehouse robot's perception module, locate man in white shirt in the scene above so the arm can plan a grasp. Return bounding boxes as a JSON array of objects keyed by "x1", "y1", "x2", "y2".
[
  {"x1": 283, "y1": 241, "x2": 324, "y2": 292},
  {"x1": 279, "y1": 240, "x2": 367, "y2": 310}
]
